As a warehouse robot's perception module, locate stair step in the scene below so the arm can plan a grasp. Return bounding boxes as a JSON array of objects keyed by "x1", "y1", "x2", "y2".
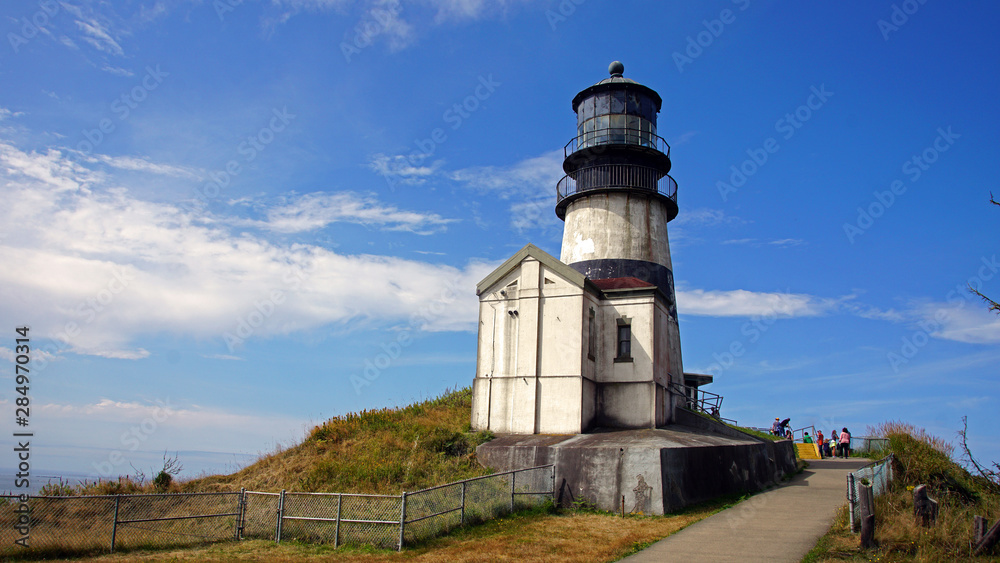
[{"x1": 796, "y1": 443, "x2": 821, "y2": 459}]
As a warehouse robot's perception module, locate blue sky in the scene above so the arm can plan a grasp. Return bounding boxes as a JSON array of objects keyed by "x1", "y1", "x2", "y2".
[{"x1": 1, "y1": 0, "x2": 998, "y2": 485}]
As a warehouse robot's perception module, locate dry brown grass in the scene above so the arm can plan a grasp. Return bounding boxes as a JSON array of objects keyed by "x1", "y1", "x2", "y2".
[{"x1": 39, "y1": 506, "x2": 720, "y2": 563}]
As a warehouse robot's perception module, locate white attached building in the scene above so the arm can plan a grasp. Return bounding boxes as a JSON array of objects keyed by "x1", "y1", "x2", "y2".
[{"x1": 471, "y1": 244, "x2": 683, "y2": 434}]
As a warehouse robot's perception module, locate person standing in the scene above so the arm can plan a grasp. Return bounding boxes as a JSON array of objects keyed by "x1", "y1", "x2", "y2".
[
  {"x1": 838, "y1": 427, "x2": 851, "y2": 458},
  {"x1": 816, "y1": 430, "x2": 825, "y2": 458},
  {"x1": 831, "y1": 429, "x2": 841, "y2": 457},
  {"x1": 771, "y1": 417, "x2": 782, "y2": 436}
]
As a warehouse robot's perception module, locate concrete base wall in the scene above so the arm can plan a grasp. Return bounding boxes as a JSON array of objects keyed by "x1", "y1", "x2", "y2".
[{"x1": 476, "y1": 424, "x2": 796, "y2": 514}]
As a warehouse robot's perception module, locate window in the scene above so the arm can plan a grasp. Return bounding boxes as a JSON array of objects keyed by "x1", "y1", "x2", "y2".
[{"x1": 615, "y1": 318, "x2": 632, "y2": 362}]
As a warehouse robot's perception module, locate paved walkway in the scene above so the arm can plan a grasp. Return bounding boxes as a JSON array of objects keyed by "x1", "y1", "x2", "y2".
[{"x1": 620, "y1": 458, "x2": 870, "y2": 563}]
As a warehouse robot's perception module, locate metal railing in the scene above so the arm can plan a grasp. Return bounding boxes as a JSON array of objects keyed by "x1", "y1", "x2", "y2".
[
  {"x1": 0, "y1": 465, "x2": 555, "y2": 555},
  {"x1": 400, "y1": 465, "x2": 554, "y2": 548},
  {"x1": 556, "y1": 164, "x2": 677, "y2": 205},
  {"x1": 564, "y1": 128, "x2": 671, "y2": 159},
  {"x1": 851, "y1": 436, "x2": 890, "y2": 453},
  {"x1": 792, "y1": 426, "x2": 816, "y2": 443},
  {"x1": 847, "y1": 453, "x2": 895, "y2": 533},
  {"x1": 669, "y1": 381, "x2": 724, "y2": 419}
]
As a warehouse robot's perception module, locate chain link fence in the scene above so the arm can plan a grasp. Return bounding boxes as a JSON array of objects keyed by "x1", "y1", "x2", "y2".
[
  {"x1": 402, "y1": 465, "x2": 554, "y2": 547},
  {"x1": 847, "y1": 453, "x2": 895, "y2": 532},
  {"x1": 279, "y1": 492, "x2": 401, "y2": 549},
  {"x1": 0, "y1": 465, "x2": 554, "y2": 556},
  {"x1": 0, "y1": 491, "x2": 240, "y2": 555}
]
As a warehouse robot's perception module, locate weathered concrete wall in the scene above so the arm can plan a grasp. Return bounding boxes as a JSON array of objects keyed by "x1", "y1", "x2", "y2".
[
  {"x1": 561, "y1": 192, "x2": 674, "y2": 270},
  {"x1": 473, "y1": 247, "x2": 682, "y2": 434},
  {"x1": 474, "y1": 255, "x2": 595, "y2": 435},
  {"x1": 477, "y1": 426, "x2": 797, "y2": 515}
]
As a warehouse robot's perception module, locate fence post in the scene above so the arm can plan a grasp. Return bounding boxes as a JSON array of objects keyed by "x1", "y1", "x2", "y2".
[
  {"x1": 334, "y1": 493, "x2": 342, "y2": 548},
  {"x1": 859, "y1": 484, "x2": 875, "y2": 548},
  {"x1": 236, "y1": 488, "x2": 246, "y2": 541},
  {"x1": 110, "y1": 495, "x2": 121, "y2": 554},
  {"x1": 460, "y1": 481, "x2": 466, "y2": 526},
  {"x1": 509, "y1": 471, "x2": 515, "y2": 513},
  {"x1": 397, "y1": 492, "x2": 407, "y2": 551},
  {"x1": 275, "y1": 489, "x2": 285, "y2": 543},
  {"x1": 550, "y1": 465, "x2": 556, "y2": 503},
  {"x1": 847, "y1": 473, "x2": 857, "y2": 533}
]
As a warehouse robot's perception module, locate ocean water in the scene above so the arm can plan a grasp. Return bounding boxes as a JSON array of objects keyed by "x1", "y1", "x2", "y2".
[{"x1": 0, "y1": 469, "x2": 96, "y2": 496}]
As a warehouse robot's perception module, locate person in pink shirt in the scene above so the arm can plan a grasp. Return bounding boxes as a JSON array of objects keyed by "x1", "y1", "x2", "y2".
[{"x1": 838, "y1": 427, "x2": 851, "y2": 458}]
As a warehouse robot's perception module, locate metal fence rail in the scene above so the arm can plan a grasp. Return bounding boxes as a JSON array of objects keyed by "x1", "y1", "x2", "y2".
[
  {"x1": 0, "y1": 465, "x2": 555, "y2": 556},
  {"x1": 279, "y1": 491, "x2": 402, "y2": 549},
  {"x1": 847, "y1": 453, "x2": 895, "y2": 533},
  {"x1": 402, "y1": 465, "x2": 554, "y2": 547}
]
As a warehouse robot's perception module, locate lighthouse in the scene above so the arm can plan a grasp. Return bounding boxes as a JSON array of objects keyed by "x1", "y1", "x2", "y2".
[
  {"x1": 471, "y1": 62, "x2": 684, "y2": 434},
  {"x1": 471, "y1": 62, "x2": 797, "y2": 515}
]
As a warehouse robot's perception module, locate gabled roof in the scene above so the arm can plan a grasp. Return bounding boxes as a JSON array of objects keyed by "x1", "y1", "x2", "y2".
[{"x1": 476, "y1": 244, "x2": 588, "y2": 295}]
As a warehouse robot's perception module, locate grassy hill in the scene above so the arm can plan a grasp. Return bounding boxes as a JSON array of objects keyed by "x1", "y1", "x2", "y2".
[
  {"x1": 45, "y1": 388, "x2": 494, "y2": 496},
  {"x1": 185, "y1": 387, "x2": 495, "y2": 494}
]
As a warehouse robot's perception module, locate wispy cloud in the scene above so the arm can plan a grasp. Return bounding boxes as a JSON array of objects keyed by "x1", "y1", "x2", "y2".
[
  {"x1": 913, "y1": 301, "x2": 1000, "y2": 344},
  {"x1": 247, "y1": 191, "x2": 456, "y2": 234},
  {"x1": 74, "y1": 18, "x2": 125, "y2": 57},
  {"x1": 721, "y1": 238, "x2": 806, "y2": 247},
  {"x1": 369, "y1": 153, "x2": 443, "y2": 185},
  {"x1": 0, "y1": 138, "x2": 490, "y2": 359},
  {"x1": 673, "y1": 207, "x2": 746, "y2": 227},
  {"x1": 0, "y1": 108, "x2": 25, "y2": 121},
  {"x1": 448, "y1": 149, "x2": 563, "y2": 233},
  {"x1": 677, "y1": 288, "x2": 833, "y2": 317},
  {"x1": 83, "y1": 153, "x2": 201, "y2": 179},
  {"x1": 100, "y1": 64, "x2": 134, "y2": 77},
  {"x1": 202, "y1": 353, "x2": 244, "y2": 361}
]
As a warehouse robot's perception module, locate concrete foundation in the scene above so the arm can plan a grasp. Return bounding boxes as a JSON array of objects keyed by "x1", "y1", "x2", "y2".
[{"x1": 476, "y1": 410, "x2": 796, "y2": 514}]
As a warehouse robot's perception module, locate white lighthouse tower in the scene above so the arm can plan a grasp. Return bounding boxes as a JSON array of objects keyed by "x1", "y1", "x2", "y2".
[
  {"x1": 471, "y1": 62, "x2": 796, "y2": 516},
  {"x1": 471, "y1": 62, "x2": 685, "y2": 434}
]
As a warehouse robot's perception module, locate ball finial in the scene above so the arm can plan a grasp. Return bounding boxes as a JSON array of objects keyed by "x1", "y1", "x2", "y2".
[{"x1": 609, "y1": 61, "x2": 624, "y2": 76}]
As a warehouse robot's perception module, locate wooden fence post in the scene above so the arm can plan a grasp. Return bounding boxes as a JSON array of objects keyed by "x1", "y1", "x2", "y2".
[
  {"x1": 974, "y1": 518, "x2": 1000, "y2": 555},
  {"x1": 974, "y1": 515, "x2": 989, "y2": 544},
  {"x1": 859, "y1": 484, "x2": 875, "y2": 548}
]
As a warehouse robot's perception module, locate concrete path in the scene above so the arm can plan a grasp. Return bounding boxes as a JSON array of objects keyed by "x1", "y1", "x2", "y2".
[{"x1": 619, "y1": 458, "x2": 870, "y2": 563}]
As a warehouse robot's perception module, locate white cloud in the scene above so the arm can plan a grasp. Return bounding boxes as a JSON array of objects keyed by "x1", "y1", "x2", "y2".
[
  {"x1": 100, "y1": 64, "x2": 134, "y2": 77},
  {"x1": 0, "y1": 139, "x2": 489, "y2": 358},
  {"x1": 250, "y1": 191, "x2": 455, "y2": 234},
  {"x1": 769, "y1": 238, "x2": 805, "y2": 247},
  {"x1": 915, "y1": 301, "x2": 1000, "y2": 344},
  {"x1": 448, "y1": 149, "x2": 564, "y2": 232},
  {"x1": 0, "y1": 108, "x2": 24, "y2": 121},
  {"x1": 673, "y1": 208, "x2": 745, "y2": 227},
  {"x1": 74, "y1": 18, "x2": 125, "y2": 57},
  {"x1": 202, "y1": 353, "x2": 244, "y2": 361},
  {"x1": 0, "y1": 346, "x2": 60, "y2": 364},
  {"x1": 369, "y1": 153, "x2": 442, "y2": 185},
  {"x1": 719, "y1": 238, "x2": 806, "y2": 247},
  {"x1": 83, "y1": 153, "x2": 201, "y2": 179},
  {"x1": 677, "y1": 288, "x2": 831, "y2": 317}
]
